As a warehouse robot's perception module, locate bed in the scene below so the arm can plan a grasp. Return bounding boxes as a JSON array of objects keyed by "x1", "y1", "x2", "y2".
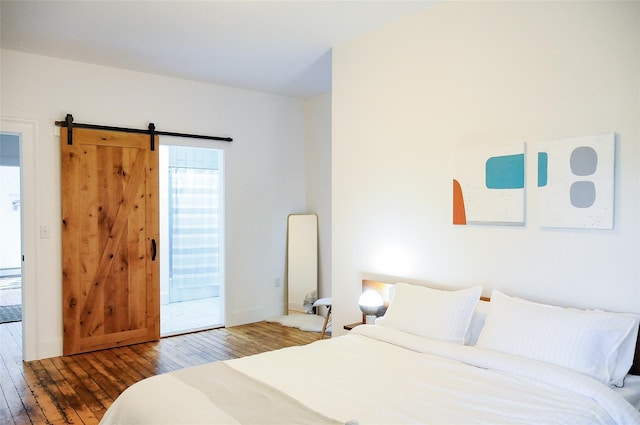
[{"x1": 100, "y1": 283, "x2": 640, "y2": 424}]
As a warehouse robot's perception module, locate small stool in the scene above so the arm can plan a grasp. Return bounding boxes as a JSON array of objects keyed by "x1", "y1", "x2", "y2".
[{"x1": 313, "y1": 297, "x2": 332, "y2": 339}]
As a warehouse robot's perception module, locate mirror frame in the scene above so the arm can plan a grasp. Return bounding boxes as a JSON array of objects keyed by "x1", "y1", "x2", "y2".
[{"x1": 285, "y1": 214, "x2": 318, "y2": 314}]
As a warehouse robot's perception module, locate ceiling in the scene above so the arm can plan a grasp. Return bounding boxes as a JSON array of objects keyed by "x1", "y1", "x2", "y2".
[{"x1": 0, "y1": 1, "x2": 433, "y2": 98}]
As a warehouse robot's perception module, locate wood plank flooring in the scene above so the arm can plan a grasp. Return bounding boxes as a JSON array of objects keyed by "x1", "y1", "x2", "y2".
[{"x1": 0, "y1": 321, "x2": 322, "y2": 425}]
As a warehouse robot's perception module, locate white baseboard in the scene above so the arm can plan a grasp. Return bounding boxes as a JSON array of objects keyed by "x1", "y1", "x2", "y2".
[{"x1": 36, "y1": 337, "x2": 63, "y2": 360}]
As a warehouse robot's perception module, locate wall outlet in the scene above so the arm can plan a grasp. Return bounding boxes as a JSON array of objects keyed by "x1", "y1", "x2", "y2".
[{"x1": 275, "y1": 277, "x2": 281, "y2": 288}]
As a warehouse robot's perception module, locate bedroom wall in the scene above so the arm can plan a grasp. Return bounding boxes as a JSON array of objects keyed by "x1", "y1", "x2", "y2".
[
  {"x1": 332, "y1": 1, "x2": 640, "y2": 334},
  {"x1": 1, "y1": 49, "x2": 308, "y2": 359},
  {"x1": 305, "y1": 93, "x2": 332, "y2": 300}
]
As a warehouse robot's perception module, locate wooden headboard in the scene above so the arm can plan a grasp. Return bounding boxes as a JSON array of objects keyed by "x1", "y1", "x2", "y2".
[{"x1": 361, "y1": 279, "x2": 640, "y2": 376}]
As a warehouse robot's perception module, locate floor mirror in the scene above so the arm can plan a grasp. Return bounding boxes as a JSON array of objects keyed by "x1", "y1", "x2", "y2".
[{"x1": 286, "y1": 214, "x2": 318, "y2": 313}]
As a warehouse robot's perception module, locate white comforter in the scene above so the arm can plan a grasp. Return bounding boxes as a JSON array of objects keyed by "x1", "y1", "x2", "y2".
[{"x1": 101, "y1": 325, "x2": 640, "y2": 424}]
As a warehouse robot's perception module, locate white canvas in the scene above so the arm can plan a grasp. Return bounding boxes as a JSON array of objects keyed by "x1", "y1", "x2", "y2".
[
  {"x1": 536, "y1": 134, "x2": 615, "y2": 229},
  {"x1": 453, "y1": 143, "x2": 525, "y2": 226}
]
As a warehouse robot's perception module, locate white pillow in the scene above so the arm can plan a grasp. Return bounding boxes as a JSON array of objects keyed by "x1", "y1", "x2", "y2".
[
  {"x1": 375, "y1": 283, "x2": 482, "y2": 344},
  {"x1": 476, "y1": 290, "x2": 640, "y2": 387}
]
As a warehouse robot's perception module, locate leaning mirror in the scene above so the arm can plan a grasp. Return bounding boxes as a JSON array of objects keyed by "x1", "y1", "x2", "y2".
[{"x1": 286, "y1": 214, "x2": 318, "y2": 314}]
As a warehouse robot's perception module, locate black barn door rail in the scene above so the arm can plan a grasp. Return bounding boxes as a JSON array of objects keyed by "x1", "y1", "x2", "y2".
[{"x1": 55, "y1": 114, "x2": 233, "y2": 151}]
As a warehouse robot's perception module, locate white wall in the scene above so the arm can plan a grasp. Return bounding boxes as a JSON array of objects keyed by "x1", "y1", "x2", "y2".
[
  {"x1": 305, "y1": 93, "x2": 332, "y2": 299},
  {"x1": 1, "y1": 49, "x2": 307, "y2": 359},
  {"x1": 332, "y1": 1, "x2": 640, "y2": 334}
]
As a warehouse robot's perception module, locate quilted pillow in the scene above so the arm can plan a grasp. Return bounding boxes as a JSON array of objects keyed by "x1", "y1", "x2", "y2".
[
  {"x1": 476, "y1": 290, "x2": 640, "y2": 387},
  {"x1": 376, "y1": 283, "x2": 482, "y2": 344}
]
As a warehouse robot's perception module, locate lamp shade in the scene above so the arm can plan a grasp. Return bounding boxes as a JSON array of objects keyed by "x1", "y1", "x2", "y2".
[{"x1": 359, "y1": 289, "x2": 383, "y2": 316}]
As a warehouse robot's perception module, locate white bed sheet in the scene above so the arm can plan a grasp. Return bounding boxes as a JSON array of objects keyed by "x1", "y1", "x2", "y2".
[
  {"x1": 614, "y1": 374, "x2": 640, "y2": 410},
  {"x1": 101, "y1": 324, "x2": 640, "y2": 424}
]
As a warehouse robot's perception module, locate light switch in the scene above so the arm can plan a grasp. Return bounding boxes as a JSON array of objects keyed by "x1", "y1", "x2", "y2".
[{"x1": 40, "y1": 225, "x2": 51, "y2": 239}]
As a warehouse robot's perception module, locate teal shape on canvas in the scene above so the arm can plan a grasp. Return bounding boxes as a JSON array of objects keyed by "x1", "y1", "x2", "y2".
[
  {"x1": 485, "y1": 153, "x2": 524, "y2": 189},
  {"x1": 538, "y1": 152, "x2": 548, "y2": 187}
]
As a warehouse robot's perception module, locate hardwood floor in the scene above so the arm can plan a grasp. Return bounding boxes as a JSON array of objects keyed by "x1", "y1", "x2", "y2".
[{"x1": 0, "y1": 320, "x2": 323, "y2": 424}]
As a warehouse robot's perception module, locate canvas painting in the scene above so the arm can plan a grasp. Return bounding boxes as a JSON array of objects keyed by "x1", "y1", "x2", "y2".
[
  {"x1": 453, "y1": 143, "x2": 525, "y2": 226},
  {"x1": 536, "y1": 133, "x2": 615, "y2": 229}
]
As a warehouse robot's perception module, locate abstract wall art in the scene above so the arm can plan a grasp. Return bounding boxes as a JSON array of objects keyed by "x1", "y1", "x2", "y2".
[
  {"x1": 536, "y1": 133, "x2": 615, "y2": 229},
  {"x1": 453, "y1": 142, "x2": 525, "y2": 226}
]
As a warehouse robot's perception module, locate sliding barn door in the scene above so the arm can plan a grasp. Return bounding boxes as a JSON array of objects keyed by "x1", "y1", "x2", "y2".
[{"x1": 61, "y1": 128, "x2": 159, "y2": 355}]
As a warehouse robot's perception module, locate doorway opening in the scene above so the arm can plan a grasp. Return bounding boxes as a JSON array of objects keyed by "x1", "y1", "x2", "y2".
[
  {"x1": 0, "y1": 133, "x2": 22, "y2": 325},
  {"x1": 159, "y1": 144, "x2": 224, "y2": 336}
]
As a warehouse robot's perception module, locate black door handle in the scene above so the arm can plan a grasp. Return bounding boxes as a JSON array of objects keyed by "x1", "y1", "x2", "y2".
[{"x1": 151, "y1": 239, "x2": 157, "y2": 261}]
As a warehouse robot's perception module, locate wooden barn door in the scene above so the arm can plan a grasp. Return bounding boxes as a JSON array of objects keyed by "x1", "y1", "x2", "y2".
[{"x1": 61, "y1": 127, "x2": 159, "y2": 355}]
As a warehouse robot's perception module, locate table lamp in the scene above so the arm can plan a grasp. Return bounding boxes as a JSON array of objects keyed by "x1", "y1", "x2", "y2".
[{"x1": 359, "y1": 289, "x2": 384, "y2": 324}]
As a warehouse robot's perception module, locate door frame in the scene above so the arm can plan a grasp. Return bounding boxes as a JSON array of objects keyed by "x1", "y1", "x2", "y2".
[{"x1": 0, "y1": 117, "x2": 37, "y2": 361}]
